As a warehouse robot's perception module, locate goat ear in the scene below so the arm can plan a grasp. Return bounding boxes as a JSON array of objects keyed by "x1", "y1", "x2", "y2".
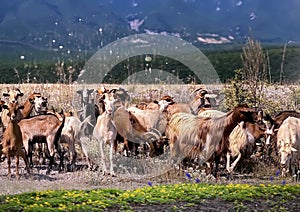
[
  {"x1": 76, "y1": 90, "x2": 83, "y2": 94},
  {"x1": 18, "y1": 105, "x2": 25, "y2": 110},
  {"x1": 153, "y1": 100, "x2": 159, "y2": 104},
  {"x1": 2, "y1": 105, "x2": 8, "y2": 110},
  {"x1": 291, "y1": 147, "x2": 298, "y2": 152},
  {"x1": 29, "y1": 98, "x2": 34, "y2": 103},
  {"x1": 3, "y1": 93, "x2": 9, "y2": 97},
  {"x1": 109, "y1": 89, "x2": 117, "y2": 94}
]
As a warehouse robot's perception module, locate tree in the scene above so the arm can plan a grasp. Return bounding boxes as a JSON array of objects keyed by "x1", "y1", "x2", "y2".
[{"x1": 241, "y1": 36, "x2": 268, "y2": 107}]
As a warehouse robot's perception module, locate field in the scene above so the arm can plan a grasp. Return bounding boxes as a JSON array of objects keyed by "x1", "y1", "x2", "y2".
[{"x1": 0, "y1": 83, "x2": 300, "y2": 211}]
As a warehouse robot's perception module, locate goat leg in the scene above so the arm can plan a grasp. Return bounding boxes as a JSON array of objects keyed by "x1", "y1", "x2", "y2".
[
  {"x1": 7, "y1": 154, "x2": 11, "y2": 179},
  {"x1": 16, "y1": 155, "x2": 20, "y2": 179},
  {"x1": 109, "y1": 144, "x2": 116, "y2": 176},
  {"x1": 99, "y1": 140, "x2": 107, "y2": 175}
]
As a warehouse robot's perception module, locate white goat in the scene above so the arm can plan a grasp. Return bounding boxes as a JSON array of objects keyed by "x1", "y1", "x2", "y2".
[
  {"x1": 93, "y1": 89, "x2": 117, "y2": 176},
  {"x1": 277, "y1": 116, "x2": 300, "y2": 177}
]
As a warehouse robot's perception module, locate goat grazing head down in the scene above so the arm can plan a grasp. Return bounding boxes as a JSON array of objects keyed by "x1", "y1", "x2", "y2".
[{"x1": 279, "y1": 143, "x2": 297, "y2": 171}]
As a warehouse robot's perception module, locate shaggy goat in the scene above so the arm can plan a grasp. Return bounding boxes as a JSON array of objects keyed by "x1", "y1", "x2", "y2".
[{"x1": 167, "y1": 105, "x2": 260, "y2": 176}]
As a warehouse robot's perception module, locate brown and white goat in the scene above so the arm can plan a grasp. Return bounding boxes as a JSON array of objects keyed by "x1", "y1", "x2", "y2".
[
  {"x1": 1, "y1": 92, "x2": 47, "y2": 130},
  {"x1": 3, "y1": 88, "x2": 24, "y2": 103},
  {"x1": 167, "y1": 105, "x2": 260, "y2": 176},
  {"x1": 1, "y1": 102, "x2": 30, "y2": 179}
]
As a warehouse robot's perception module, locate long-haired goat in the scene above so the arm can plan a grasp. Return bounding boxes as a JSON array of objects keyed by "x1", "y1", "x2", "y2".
[{"x1": 167, "y1": 104, "x2": 260, "y2": 176}]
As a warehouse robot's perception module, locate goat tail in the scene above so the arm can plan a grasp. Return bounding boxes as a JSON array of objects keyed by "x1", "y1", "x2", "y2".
[{"x1": 54, "y1": 111, "x2": 66, "y2": 149}]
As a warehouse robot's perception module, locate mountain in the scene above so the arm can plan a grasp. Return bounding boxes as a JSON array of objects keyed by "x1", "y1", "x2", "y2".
[{"x1": 0, "y1": 0, "x2": 300, "y2": 54}]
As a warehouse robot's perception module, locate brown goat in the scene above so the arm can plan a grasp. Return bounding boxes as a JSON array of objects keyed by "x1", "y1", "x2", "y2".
[
  {"x1": 1, "y1": 102, "x2": 30, "y2": 179},
  {"x1": 18, "y1": 113, "x2": 65, "y2": 174}
]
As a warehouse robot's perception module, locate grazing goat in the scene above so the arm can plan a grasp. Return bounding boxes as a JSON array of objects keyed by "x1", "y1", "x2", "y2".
[
  {"x1": 93, "y1": 89, "x2": 118, "y2": 176},
  {"x1": 113, "y1": 107, "x2": 161, "y2": 157},
  {"x1": 277, "y1": 117, "x2": 300, "y2": 178},
  {"x1": 1, "y1": 102, "x2": 30, "y2": 179},
  {"x1": 127, "y1": 106, "x2": 167, "y2": 155},
  {"x1": 18, "y1": 113, "x2": 65, "y2": 174},
  {"x1": 199, "y1": 109, "x2": 267, "y2": 174},
  {"x1": 226, "y1": 121, "x2": 255, "y2": 173},
  {"x1": 167, "y1": 105, "x2": 260, "y2": 176}
]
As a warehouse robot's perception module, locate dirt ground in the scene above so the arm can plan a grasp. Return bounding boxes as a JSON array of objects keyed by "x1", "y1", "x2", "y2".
[{"x1": 1, "y1": 157, "x2": 300, "y2": 211}]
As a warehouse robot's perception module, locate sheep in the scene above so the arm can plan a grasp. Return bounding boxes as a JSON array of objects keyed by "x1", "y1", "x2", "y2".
[
  {"x1": 93, "y1": 89, "x2": 118, "y2": 176},
  {"x1": 1, "y1": 102, "x2": 30, "y2": 179},
  {"x1": 167, "y1": 104, "x2": 260, "y2": 176},
  {"x1": 18, "y1": 113, "x2": 65, "y2": 174},
  {"x1": 277, "y1": 116, "x2": 300, "y2": 178}
]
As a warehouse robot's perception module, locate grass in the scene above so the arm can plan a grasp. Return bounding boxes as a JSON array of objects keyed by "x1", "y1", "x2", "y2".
[{"x1": 0, "y1": 182, "x2": 299, "y2": 211}]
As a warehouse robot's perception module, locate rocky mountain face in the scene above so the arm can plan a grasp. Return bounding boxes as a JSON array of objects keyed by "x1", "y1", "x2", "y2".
[{"x1": 0, "y1": 0, "x2": 299, "y2": 53}]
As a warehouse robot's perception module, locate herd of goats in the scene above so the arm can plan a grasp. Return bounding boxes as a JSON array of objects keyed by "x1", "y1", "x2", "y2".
[{"x1": 0, "y1": 86, "x2": 299, "y2": 181}]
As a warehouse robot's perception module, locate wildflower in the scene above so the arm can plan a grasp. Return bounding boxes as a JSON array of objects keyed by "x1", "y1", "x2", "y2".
[
  {"x1": 282, "y1": 180, "x2": 286, "y2": 185},
  {"x1": 276, "y1": 170, "x2": 280, "y2": 177},
  {"x1": 185, "y1": 172, "x2": 192, "y2": 180},
  {"x1": 148, "y1": 181, "x2": 153, "y2": 186},
  {"x1": 270, "y1": 176, "x2": 274, "y2": 181},
  {"x1": 195, "y1": 178, "x2": 200, "y2": 183}
]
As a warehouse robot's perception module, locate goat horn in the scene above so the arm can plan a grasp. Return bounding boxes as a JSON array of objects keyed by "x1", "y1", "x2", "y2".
[
  {"x1": 149, "y1": 128, "x2": 162, "y2": 137},
  {"x1": 143, "y1": 131, "x2": 160, "y2": 143}
]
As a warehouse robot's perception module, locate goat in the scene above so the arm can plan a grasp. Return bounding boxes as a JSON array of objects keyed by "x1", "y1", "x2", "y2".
[
  {"x1": 158, "y1": 90, "x2": 214, "y2": 120},
  {"x1": 277, "y1": 116, "x2": 300, "y2": 178},
  {"x1": 18, "y1": 113, "x2": 65, "y2": 174},
  {"x1": 3, "y1": 88, "x2": 24, "y2": 103},
  {"x1": 1, "y1": 92, "x2": 47, "y2": 130},
  {"x1": 59, "y1": 114, "x2": 95, "y2": 171},
  {"x1": 93, "y1": 89, "x2": 118, "y2": 176},
  {"x1": 127, "y1": 106, "x2": 167, "y2": 155},
  {"x1": 199, "y1": 109, "x2": 266, "y2": 174},
  {"x1": 226, "y1": 121, "x2": 255, "y2": 173},
  {"x1": 1, "y1": 102, "x2": 30, "y2": 179},
  {"x1": 167, "y1": 104, "x2": 260, "y2": 176}
]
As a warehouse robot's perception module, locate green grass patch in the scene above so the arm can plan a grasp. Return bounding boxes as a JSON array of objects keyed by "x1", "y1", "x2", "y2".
[{"x1": 0, "y1": 183, "x2": 299, "y2": 211}]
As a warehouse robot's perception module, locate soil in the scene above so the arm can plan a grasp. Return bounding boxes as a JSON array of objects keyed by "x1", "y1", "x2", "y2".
[{"x1": 1, "y1": 158, "x2": 300, "y2": 211}]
